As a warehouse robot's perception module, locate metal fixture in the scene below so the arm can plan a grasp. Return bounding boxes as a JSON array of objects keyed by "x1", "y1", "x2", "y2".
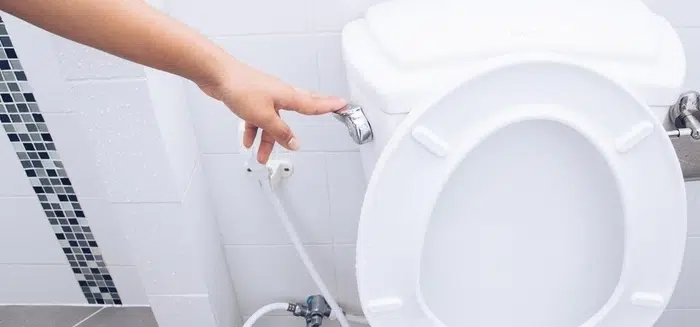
[
  {"x1": 669, "y1": 91, "x2": 700, "y2": 139},
  {"x1": 333, "y1": 103, "x2": 374, "y2": 145},
  {"x1": 288, "y1": 295, "x2": 332, "y2": 327},
  {"x1": 668, "y1": 91, "x2": 700, "y2": 181}
]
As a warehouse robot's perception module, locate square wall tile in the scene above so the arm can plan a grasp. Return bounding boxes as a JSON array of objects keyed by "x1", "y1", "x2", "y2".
[
  {"x1": 677, "y1": 28, "x2": 700, "y2": 96},
  {"x1": 668, "y1": 237, "x2": 700, "y2": 308},
  {"x1": 655, "y1": 309, "x2": 700, "y2": 327},
  {"x1": 0, "y1": 264, "x2": 86, "y2": 304},
  {"x1": 685, "y1": 181, "x2": 700, "y2": 236},
  {"x1": 40, "y1": 113, "x2": 106, "y2": 199},
  {"x1": 213, "y1": 35, "x2": 320, "y2": 93},
  {"x1": 108, "y1": 265, "x2": 149, "y2": 306},
  {"x1": 292, "y1": 124, "x2": 359, "y2": 152},
  {"x1": 183, "y1": 162, "x2": 240, "y2": 327},
  {"x1": 2, "y1": 17, "x2": 72, "y2": 113},
  {"x1": 203, "y1": 153, "x2": 332, "y2": 245},
  {"x1": 0, "y1": 197, "x2": 67, "y2": 264},
  {"x1": 334, "y1": 245, "x2": 361, "y2": 313},
  {"x1": 69, "y1": 80, "x2": 180, "y2": 202},
  {"x1": 52, "y1": 37, "x2": 144, "y2": 80},
  {"x1": 225, "y1": 245, "x2": 337, "y2": 315},
  {"x1": 115, "y1": 202, "x2": 208, "y2": 295},
  {"x1": 149, "y1": 295, "x2": 218, "y2": 327},
  {"x1": 185, "y1": 82, "x2": 241, "y2": 154},
  {"x1": 144, "y1": 68, "x2": 199, "y2": 196},
  {"x1": 317, "y1": 34, "x2": 350, "y2": 100},
  {"x1": 313, "y1": 0, "x2": 383, "y2": 32},
  {"x1": 643, "y1": 0, "x2": 700, "y2": 27},
  {"x1": 79, "y1": 198, "x2": 134, "y2": 266},
  {"x1": 170, "y1": 0, "x2": 314, "y2": 36},
  {"x1": 0, "y1": 132, "x2": 33, "y2": 196},
  {"x1": 327, "y1": 152, "x2": 366, "y2": 244}
]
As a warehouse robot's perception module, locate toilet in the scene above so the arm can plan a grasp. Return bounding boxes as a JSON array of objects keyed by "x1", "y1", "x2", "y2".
[{"x1": 339, "y1": 0, "x2": 689, "y2": 326}]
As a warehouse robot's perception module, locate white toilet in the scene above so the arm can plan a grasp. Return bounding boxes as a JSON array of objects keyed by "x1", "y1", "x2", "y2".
[{"x1": 339, "y1": 0, "x2": 689, "y2": 326}]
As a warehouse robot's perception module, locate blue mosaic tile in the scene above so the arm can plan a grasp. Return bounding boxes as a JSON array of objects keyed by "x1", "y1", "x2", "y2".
[{"x1": 0, "y1": 16, "x2": 121, "y2": 305}]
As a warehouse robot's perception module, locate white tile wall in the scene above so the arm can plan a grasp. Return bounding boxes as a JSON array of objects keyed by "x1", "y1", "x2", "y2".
[
  {"x1": 0, "y1": 265, "x2": 87, "y2": 304},
  {"x1": 225, "y1": 245, "x2": 337, "y2": 315},
  {"x1": 69, "y1": 79, "x2": 183, "y2": 203},
  {"x1": 0, "y1": 123, "x2": 34, "y2": 197},
  {"x1": 149, "y1": 295, "x2": 218, "y2": 327},
  {"x1": 0, "y1": 198, "x2": 67, "y2": 264}
]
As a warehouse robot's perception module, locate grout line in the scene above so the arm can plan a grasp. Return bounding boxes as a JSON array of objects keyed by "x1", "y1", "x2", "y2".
[
  {"x1": 223, "y1": 243, "x2": 356, "y2": 249},
  {"x1": 209, "y1": 31, "x2": 341, "y2": 39},
  {"x1": 71, "y1": 306, "x2": 105, "y2": 327},
  {"x1": 65, "y1": 76, "x2": 147, "y2": 84},
  {"x1": 323, "y1": 155, "x2": 342, "y2": 297},
  {"x1": 0, "y1": 195, "x2": 40, "y2": 199},
  {"x1": 202, "y1": 150, "x2": 361, "y2": 156},
  {"x1": 147, "y1": 293, "x2": 208, "y2": 298}
]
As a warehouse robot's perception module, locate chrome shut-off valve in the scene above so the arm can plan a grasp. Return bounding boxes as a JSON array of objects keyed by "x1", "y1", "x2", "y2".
[
  {"x1": 332, "y1": 103, "x2": 373, "y2": 145},
  {"x1": 669, "y1": 91, "x2": 700, "y2": 140}
]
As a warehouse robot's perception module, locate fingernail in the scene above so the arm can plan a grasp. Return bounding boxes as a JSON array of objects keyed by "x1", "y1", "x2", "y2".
[{"x1": 288, "y1": 137, "x2": 300, "y2": 151}]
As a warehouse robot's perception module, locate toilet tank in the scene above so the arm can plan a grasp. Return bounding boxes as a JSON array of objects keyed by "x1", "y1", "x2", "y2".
[{"x1": 341, "y1": 0, "x2": 686, "y2": 180}]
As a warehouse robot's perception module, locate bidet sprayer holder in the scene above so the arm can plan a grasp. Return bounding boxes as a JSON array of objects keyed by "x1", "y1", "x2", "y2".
[{"x1": 238, "y1": 121, "x2": 293, "y2": 189}]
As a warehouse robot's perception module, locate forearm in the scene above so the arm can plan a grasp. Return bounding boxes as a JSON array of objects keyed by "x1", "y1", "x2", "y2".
[{"x1": 0, "y1": 0, "x2": 231, "y2": 85}]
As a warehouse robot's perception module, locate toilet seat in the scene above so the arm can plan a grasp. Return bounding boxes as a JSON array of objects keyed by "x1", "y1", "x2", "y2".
[{"x1": 355, "y1": 56, "x2": 687, "y2": 327}]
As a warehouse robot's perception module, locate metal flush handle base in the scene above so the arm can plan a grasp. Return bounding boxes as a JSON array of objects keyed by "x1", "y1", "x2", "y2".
[{"x1": 332, "y1": 104, "x2": 373, "y2": 145}]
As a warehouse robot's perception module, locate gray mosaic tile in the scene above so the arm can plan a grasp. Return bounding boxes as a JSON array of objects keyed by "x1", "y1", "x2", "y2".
[{"x1": 0, "y1": 15, "x2": 121, "y2": 305}]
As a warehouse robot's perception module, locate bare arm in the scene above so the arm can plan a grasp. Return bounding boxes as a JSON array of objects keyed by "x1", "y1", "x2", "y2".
[{"x1": 0, "y1": 0, "x2": 346, "y2": 163}]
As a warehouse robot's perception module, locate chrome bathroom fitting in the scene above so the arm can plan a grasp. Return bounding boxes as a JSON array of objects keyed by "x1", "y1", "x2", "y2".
[
  {"x1": 668, "y1": 91, "x2": 700, "y2": 181},
  {"x1": 288, "y1": 295, "x2": 332, "y2": 327},
  {"x1": 333, "y1": 103, "x2": 373, "y2": 145}
]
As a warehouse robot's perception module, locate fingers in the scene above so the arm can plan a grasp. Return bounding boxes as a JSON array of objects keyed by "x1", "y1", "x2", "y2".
[
  {"x1": 280, "y1": 87, "x2": 347, "y2": 115},
  {"x1": 252, "y1": 114, "x2": 298, "y2": 164},
  {"x1": 242, "y1": 122, "x2": 258, "y2": 149},
  {"x1": 257, "y1": 130, "x2": 275, "y2": 164}
]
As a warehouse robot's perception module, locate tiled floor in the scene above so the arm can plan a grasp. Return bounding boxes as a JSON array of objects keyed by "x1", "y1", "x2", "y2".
[{"x1": 0, "y1": 306, "x2": 158, "y2": 327}]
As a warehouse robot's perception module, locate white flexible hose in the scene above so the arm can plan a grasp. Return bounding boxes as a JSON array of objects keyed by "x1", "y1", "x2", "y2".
[
  {"x1": 261, "y1": 181, "x2": 352, "y2": 327},
  {"x1": 243, "y1": 302, "x2": 290, "y2": 327}
]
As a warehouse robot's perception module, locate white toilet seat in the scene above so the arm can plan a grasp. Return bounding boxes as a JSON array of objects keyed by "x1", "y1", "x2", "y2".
[{"x1": 356, "y1": 56, "x2": 687, "y2": 327}]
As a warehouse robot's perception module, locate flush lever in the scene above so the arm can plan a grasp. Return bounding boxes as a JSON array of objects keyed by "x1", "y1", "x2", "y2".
[{"x1": 332, "y1": 103, "x2": 373, "y2": 145}]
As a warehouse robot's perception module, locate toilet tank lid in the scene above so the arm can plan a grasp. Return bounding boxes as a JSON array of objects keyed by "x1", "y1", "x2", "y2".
[{"x1": 363, "y1": 0, "x2": 663, "y2": 68}]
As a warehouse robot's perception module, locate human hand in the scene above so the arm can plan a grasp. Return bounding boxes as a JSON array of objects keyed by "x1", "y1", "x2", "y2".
[{"x1": 198, "y1": 60, "x2": 347, "y2": 164}]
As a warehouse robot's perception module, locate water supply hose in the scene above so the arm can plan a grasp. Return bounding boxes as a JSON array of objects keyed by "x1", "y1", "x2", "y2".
[
  {"x1": 261, "y1": 180, "x2": 352, "y2": 327},
  {"x1": 242, "y1": 302, "x2": 291, "y2": 327}
]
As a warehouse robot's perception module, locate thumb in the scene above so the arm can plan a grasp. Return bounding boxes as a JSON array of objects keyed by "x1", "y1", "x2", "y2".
[{"x1": 280, "y1": 87, "x2": 347, "y2": 115}]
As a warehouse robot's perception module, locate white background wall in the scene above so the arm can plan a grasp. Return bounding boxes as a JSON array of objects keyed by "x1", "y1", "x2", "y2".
[{"x1": 0, "y1": 0, "x2": 699, "y2": 326}]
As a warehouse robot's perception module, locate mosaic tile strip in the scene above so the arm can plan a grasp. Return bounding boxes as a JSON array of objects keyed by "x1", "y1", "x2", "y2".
[{"x1": 0, "y1": 16, "x2": 121, "y2": 305}]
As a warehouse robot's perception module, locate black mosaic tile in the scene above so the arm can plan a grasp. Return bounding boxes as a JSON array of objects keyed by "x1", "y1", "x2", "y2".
[{"x1": 0, "y1": 17, "x2": 120, "y2": 305}]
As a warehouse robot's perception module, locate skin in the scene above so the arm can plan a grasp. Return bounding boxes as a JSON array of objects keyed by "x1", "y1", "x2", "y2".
[{"x1": 0, "y1": 0, "x2": 347, "y2": 164}]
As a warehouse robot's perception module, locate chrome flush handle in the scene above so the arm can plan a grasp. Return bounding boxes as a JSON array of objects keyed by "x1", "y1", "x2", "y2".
[{"x1": 332, "y1": 103, "x2": 373, "y2": 145}]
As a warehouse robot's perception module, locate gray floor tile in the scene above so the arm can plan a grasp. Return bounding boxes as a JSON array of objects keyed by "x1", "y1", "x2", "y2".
[
  {"x1": 79, "y1": 307, "x2": 157, "y2": 327},
  {"x1": 0, "y1": 306, "x2": 99, "y2": 327}
]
